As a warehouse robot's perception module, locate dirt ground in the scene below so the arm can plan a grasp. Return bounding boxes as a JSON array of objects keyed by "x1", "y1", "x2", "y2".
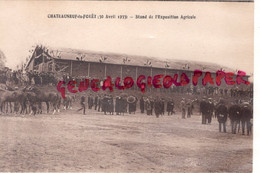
[{"x1": 0, "y1": 108, "x2": 252, "y2": 172}]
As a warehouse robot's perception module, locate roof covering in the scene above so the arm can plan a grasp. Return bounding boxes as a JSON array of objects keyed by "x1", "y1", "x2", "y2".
[{"x1": 44, "y1": 47, "x2": 235, "y2": 73}]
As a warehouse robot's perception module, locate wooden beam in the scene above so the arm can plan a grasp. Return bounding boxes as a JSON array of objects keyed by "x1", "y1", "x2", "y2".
[
  {"x1": 135, "y1": 67, "x2": 138, "y2": 90},
  {"x1": 136, "y1": 67, "x2": 138, "y2": 81},
  {"x1": 121, "y1": 66, "x2": 123, "y2": 79},
  {"x1": 150, "y1": 67, "x2": 153, "y2": 92},
  {"x1": 88, "y1": 63, "x2": 90, "y2": 77},
  {"x1": 104, "y1": 64, "x2": 107, "y2": 77},
  {"x1": 190, "y1": 72, "x2": 193, "y2": 86},
  {"x1": 70, "y1": 61, "x2": 73, "y2": 76}
]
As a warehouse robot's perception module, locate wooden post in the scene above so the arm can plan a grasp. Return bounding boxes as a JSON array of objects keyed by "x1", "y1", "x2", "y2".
[
  {"x1": 70, "y1": 61, "x2": 73, "y2": 76},
  {"x1": 104, "y1": 64, "x2": 107, "y2": 77},
  {"x1": 135, "y1": 67, "x2": 138, "y2": 90},
  {"x1": 150, "y1": 67, "x2": 153, "y2": 92},
  {"x1": 88, "y1": 63, "x2": 90, "y2": 77},
  {"x1": 121, "y1": 66, "x2": 123, "y2": 79},
  {"x1": 136, "y1": 67, "x2": 138, "y2": 81},
  {"x1": 190, "y1": 72, "x2": 193, "y2": 86}
]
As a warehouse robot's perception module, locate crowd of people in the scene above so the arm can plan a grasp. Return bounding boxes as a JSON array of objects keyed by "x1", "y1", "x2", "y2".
[
  {"x1": 76, "y1": 93, "x2": 178, "y2": 118},
  {"x1": 182, "y1": 85, "x2": 253, "y2": 98},
  {"x1": 0, "y1": 67, "x2": 252, "y2": 100},
  {"x1": 0, "y1": 68, "x2": 57, "y2": 86},
  {"x1": 198, "y1": 96, "x2": 253, "y2": 135},
  {"x1": 77, "y1": 94, "x2": 139, "y2": 116},
  {"x1": 0, "y1": 67, "x2": 253, "y2": 135},
  {"x1": 0, "y1": 79, "x2": 253, "y2": 136},
  {"x1": 73, "y1": 92, "x2": 252, "y2": 135}
]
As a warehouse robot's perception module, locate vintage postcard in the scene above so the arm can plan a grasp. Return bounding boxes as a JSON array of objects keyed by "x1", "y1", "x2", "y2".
[{"x1": 0, "y1": 0, "x2": 254, "y2": 172}]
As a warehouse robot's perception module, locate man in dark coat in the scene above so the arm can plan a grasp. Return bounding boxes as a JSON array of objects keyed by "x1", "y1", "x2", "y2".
[
  {"x1": 122, "y1": 97, "x2": 128, "y2": 115},
  {"x1": 128, "y1": 96, "x2": 137, "y2": 114},
  {"x1": 228, "y1": 103, "x2": 241, "y2": 134},
  {"x1": 207, "y1": 98, "x2": 215, "y2": 124},
  {"x1": 108, "y1": 95, "x2": 114, "y2": 115},
  {"x1": 215, "y1": 100, "x2": 228, "y2": 132},
  {"x1": 88, "y1": 95, "x2": 94, "y2": 109},
  {"x1": 166, "y1": 99, "x2": 174, "y2": 115},
  {"x1": 102, "y1": 95, "x2": 109, "y2": 115},
  {"x1": 150, "y1": 98, "x2": 154, "y2": 115},
  {"x1": 200, "y1": 97, "x2": 209, "y2": 124},
  {"x1": 140, "y1": 96, "x2": 145, "y2": 113},
  {"x1": 240, "y1": 102, "x2": 253, "y2": 135},
  {"x1": 186, "y1": 99, "x2": 192, "y2": 118},
  {"x1": 94, "y1": 95, "x2": 98, "y2": 110},
  {"x1": 115, "y1": 96, "x2": 122, "y2": 115},
  {"x1": 146, "y1": 99, "x2": 152, "y2": 116}
]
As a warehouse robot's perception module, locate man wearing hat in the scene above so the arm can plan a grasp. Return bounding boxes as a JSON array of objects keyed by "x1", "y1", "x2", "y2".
[
  {"x1": 154, "y1": 96, "x2": 161, "y2": 118},
  {"x1": 115, "y1": 96, "x2": 123, "y2": 115},
  {"x1": 102, "y1": 94, "x2": 109, "y2": 115},
  {"x1": 146, "y1": 98, "x2": 152, "y2": 116},
  {"x1": 215, "y1": 100, "x2": 228, "y2": 132},
  {"x1": 229, "y1": 101, "x2": 241, "y2": 134},
  {"x1": 186, "y1": 99, "x2": 192, "y2": 118},
  {"x1": 108, "y1": 95, "x2": 114, "y2": 115},
  {"x1": 207, "y1": 98, "x2": 214, "y2": 124},
  {"x1": 200, "y1": 96, "x2": 208, "y2": 124},
  {"x1": 240, "y1": 102, "x2": 253, "y2": 135},
  {"x1": 166, "y1": 98, "x2": 175, "y2": 116}
]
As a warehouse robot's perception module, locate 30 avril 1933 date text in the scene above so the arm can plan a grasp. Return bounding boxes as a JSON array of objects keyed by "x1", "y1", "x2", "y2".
[{"x1": 47, "y1": 14, "x2": 196, "y2": 20}]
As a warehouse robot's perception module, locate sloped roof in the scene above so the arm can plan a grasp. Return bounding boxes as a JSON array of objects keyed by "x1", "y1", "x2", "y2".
[{"x1": 47, "y1": 47, "x2": 235, "y2": 73}]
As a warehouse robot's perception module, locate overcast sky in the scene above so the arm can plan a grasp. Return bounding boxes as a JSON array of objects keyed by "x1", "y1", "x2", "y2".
[{"x1": 0, "y1": 1, "x2": 253, "y2": 78}]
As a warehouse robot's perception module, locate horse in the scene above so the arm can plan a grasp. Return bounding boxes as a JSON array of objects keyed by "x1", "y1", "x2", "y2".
[
  {"x1": 25, "y1": 91, "x2": 42, "y2": 115},
  {"x1": 0, "y1": 89, "x2": 27, "y2": 114},
  {"x1": 26, "y1": 87, "x2": 61, "y2": 115}
]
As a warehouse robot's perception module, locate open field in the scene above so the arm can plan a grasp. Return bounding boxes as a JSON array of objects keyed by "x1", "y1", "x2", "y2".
[{"x1": 0, "y1": 109, "x2": 252, "y2": 172}]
